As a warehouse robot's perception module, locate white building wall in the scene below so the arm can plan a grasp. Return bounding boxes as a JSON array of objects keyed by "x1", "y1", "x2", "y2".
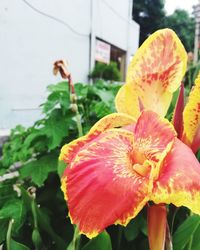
[
  {"x1": 94, "y1": 0, "x2": 139, "y2": 55},
  {"x1": 0, "y1": 0, "x2": 139, "y2": 131}
]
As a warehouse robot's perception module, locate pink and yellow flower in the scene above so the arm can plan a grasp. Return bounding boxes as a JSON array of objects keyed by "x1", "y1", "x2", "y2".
[{"x1": 59, "y1": 29, "x2": 200, "y2": 240}]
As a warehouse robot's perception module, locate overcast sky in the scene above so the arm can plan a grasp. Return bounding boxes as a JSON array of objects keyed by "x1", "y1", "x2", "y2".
[{"x1": 165, "y1": 0, "x2": 198, "y2": 15}]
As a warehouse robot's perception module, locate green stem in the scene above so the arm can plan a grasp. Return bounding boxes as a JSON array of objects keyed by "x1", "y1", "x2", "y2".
[
  {"x1": 76, "y1": 111, "x2": 83, "y2": 137},
  {"x1": 6, "y1": 219, "x2": 14, "y2": 250},
  {"x1": 72, "y1": 225, "x2": 81, "y2": 250},
  {"x1": 31, "y1": 199, "x2": 38, "y2": 229}
]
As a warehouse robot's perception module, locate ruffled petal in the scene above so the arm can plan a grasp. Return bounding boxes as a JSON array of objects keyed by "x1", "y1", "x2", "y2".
[
  {"x1": 62, "y1": 129, "x2": 150, "y2": 238},
  {"x1": 182, "y1": 73, "x2": 200, "y2": 152},
  {"x1": 134, "y1": 111, "x2": 176, "y2": 164},
  {"x1": 151, "y1": 138, "x2": 200, "y2": 214},
  {"x1": 115, "y1": 29, "x2": 187, "y2": 119},
  {"x1": 59, "y1": 113, "x2": 135, "y2": 163}
]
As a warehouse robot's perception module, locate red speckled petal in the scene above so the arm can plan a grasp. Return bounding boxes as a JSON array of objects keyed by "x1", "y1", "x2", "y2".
[
  {"x1": 115, "y1": 29, "x2": 187, "y2": 119},
  {"x1": 62, "y1": 129, "x2": 150, "y2": 238},
  {"x1": 151, "y1": 138, "x2": 200, "y2": 214},
  {"x1": 134, "y1": 111, "x2": 176, "y2": 164},
  {"x1": 59, "y1": 113, "x2": 135, "y2": 163},
  {"x1": 182, "y1": 73, "x2": 200, "y2": 152}
]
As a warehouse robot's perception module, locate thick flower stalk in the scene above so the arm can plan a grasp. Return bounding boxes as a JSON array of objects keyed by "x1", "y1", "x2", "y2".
[{"x1": 59, "y1": 29, "x2": 200, "y2": 249}]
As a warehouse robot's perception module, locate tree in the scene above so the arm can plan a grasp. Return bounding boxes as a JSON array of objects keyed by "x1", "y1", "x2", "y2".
[
  {"x1": 132, "y1": 0, "x2": 166, "y2": 45},
  {"x1": 163, "y1": 9, "x2": 195, "y2": 52}
]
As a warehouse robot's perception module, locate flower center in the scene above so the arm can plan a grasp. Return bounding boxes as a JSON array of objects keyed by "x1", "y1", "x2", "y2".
[{"x1": 130, "y1": 150, "x2": 151, "y2": 177}]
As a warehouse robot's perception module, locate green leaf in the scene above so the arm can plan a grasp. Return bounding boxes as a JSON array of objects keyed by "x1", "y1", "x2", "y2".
[
  {"x1": 82, "y1": 231, "x2": 112, "y2": 250},
  {"x1": 37, "y1": 207, "x2": 66, "y2": 250},
  {"x1": 42, "y1": 109, "x2": 69, "y2": 150},
  {"x1": 47, "y1": 81, "x2": 68, "y2": 92},
  {"x1": 93, "y1": 102, "x2": 112, "y2": 118},
  {"x1": 42, "y1": 92, "x2": 60, "y2": 113},
  {"x1": 0, "y1": 199, "x2": 26, "y2": 232},
  {"x1": 10, "y1": 239, "x2": 30, "y2": 250},
  {"x1": 124, "y1": 213, "x2": 147, "y2": 241},
  {"x1": 173, "y1": 215, "x2": 200, "y2": 250},
  {"x1": 20, "y1": 154, "x2": 58, "y2": 186},
  {"x1": 75, "y1": 83, "x2": 88, "y2": 99},
  {"x1": 57, "y1": 160, "x2": 66, "y2": 177},
  {"x1": 0, "y1": 219, "x2": 8, "y2": 244},
  {"x1": 23, "y1": 130, "x2": 46, "y2": 148},
  {"x1": 94, "y1": 88, "x2": 114, "y2": 106},
  {"x1": 124, "y1": 219, "x2": 140, "y2": 241},
  {"x1": 191, "y1": 223, "x2": 200, "y2": 250}
]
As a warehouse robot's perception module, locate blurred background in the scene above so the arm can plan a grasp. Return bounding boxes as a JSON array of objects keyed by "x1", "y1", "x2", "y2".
[
  {"x1": 1, "y1": 1, "x2": 200, "y2": 250},
  {"x1": 0, "y1": 0, "x2": 199, "y2": 132}
]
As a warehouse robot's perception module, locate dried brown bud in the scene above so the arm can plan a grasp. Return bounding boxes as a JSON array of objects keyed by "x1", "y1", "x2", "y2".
[{"x1": 53, "y1": 60, "x2": 70, "y2": 79}]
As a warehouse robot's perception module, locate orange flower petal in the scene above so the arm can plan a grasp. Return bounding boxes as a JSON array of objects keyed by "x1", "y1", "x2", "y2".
[
  {"x1": 62, "y1": 129, "x2": 150, "y2": 238},
  {"x1": 115, "y1": 29, "x2": 187, "y2": 119},
  {"x1": 182, "y1": 73, "x2": 200, "y2": 151},
  {"x1": 59, "y1": 113, "x2": 135, "y2": 163},
  {"x1": 151, "y1": 138, "x2": 200, "y2": 214},
  {"x1": 134, "y1": 111, "x2": 176, "y2": 165}
]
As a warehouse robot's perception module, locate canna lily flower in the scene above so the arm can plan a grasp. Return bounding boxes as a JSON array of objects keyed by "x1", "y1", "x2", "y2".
[
  {"x1": 60, "y1": 29, "x2": 200, "y2": 243},
  {"x1": 60, "y1": 110, "x2": 200, "y2": 238}
]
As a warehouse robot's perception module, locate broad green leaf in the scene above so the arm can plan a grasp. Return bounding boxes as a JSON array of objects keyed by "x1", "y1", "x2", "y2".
[
  {"x1": 191, "y1": 223, "x2": 200, "y2": 250},
  {"x1": 37, "y1": 207, "x2": 66, "y2": 250},
  {"x1": 20, "y1": 154, "x2": 57, "y2": 186},
  {"x1": 0, "y1": 199, "x2": 26, "y2": 232},
  {"x1": 42, "y1": 109, "x2": 69, "y2": 150},
  {"x1": 124, "y1": 219, "x2": 140, "y2": 241},
  {"x1": 10, "y1": 239, "x2": 30, "y2": 250},
  {"x1": 173, "y1": 215, "x2": 200, "y2": 250},
  {"x1": 57, "y1": 160, "x2": 66, "y2": 177},
  {"x1": 74, "y1": 83, "x2": 88, "y2": 98},
  {"x1": 93, "y1": 102, "x2": 112, "y2": 118},
  {"x1": 42, "y1": 91, "x2": 60, "y2": 113},
  {"x1": 124, "y1": 213, "x2": 147, "y2": 241},
  {"x1": 93, "y1": 88, "x2": 114, "y2": 106},
  {"x1": 23, "y1": 130, "x2": 46, "y2": 148},
  {"x1": 82, "y1": 231, "x2": 112, "y2": 250},
  {"x1": 47, "y1": 81, "x2": 68, "y2": 92},
  {"x1": 0, "y1": 182, "x2": 16, "y2": 207}
]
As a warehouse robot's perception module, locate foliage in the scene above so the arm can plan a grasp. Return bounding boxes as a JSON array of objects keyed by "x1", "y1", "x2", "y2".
[
  {"x1": 0, "y1": 79, "x2": 199, "y2": 249},
  {"x1": 0, "y1": 80, "x2": 122, "y2": 250},
  {"x1": 163, "y1": 9, "x2": 195, "y2": 52},
  {"x1": 185, "y1": 62, "x2": 200, "y2": 89},
  {"x1": 132, "y1": 1, "x2": 195, "y2": 52},
  {"x1": 89, "y1": 62, "x2": 121, "y2": 82},
  {"x1": 132, "y1": 0, "x2": 166, "y2": 44}
]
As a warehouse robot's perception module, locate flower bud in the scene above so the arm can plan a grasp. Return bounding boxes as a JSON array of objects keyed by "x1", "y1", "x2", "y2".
[
  {"x1": 70, "y1": 103, "x2": 78, "y2": 113},
  {"x1": 32, "y1": 228, "x2": 42, "y2": 249}
]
